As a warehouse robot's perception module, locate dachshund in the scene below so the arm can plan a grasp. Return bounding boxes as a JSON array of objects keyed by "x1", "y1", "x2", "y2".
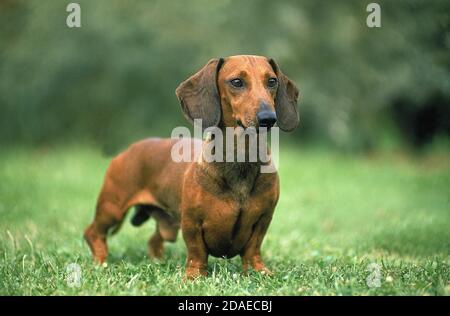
[{"x1": 84, "y1": 55, "x2": 299, "y2": 279}]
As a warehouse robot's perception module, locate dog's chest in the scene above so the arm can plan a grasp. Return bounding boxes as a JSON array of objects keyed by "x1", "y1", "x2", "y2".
[
  {"x1": 194, "y1": 164, "x2": 263, "y2": 255},
  {"x1": 202, "y1": 196, "x2": 263, "y2": 258},
  {"x1": 219, "y1": 162, "x2": 260, "y2": 203}
]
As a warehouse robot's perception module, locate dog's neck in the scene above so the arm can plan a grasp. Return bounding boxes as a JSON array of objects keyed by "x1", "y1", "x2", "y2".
[{"x1": 196, "y1": 129, "x2": 271, "y2": 200}]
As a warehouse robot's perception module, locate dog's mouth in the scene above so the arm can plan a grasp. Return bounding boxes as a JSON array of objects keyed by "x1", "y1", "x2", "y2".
[
  {"x1": 236, "y1": 119, "x2": 257, "y2": 132},
  {"x1": 236, "y1": 119, "x2": 272, "y2": 133},
  {"x1": 236, "y1": 119, "x2": 245, "y2": 129}
]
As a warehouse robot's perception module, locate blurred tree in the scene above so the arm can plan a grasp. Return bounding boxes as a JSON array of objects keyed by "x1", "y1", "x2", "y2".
[{"x1": 0, "y1": 0, "x2": 448, "y2": 151}]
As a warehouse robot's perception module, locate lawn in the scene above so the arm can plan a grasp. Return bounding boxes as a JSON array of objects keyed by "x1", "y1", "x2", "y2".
[{"x1": 0, "y1": 143, "x2": 449, "y2": 295}]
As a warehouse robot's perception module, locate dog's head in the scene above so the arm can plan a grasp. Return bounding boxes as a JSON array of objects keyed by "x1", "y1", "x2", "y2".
[{"x1": 176, "y1": 55, "x2": 299, "y2": 132}]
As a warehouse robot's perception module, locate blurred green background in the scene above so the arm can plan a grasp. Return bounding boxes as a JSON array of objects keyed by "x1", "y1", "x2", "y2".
[
  {"x1": 1, "y1": 0, "x2": 449, "y2": 152},
  {"x1": 0, "y1": 0, "x2": 449, "y2": 295}
]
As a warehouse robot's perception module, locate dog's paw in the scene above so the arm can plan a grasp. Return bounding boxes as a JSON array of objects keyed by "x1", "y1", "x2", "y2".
[
  {"x1": 256, "y1": 267, "x2": 273, "y2": 276},
  {"x1": 148, "y1": 246, "x2": 164, "y2": 260},
  {"x1": 243, "y1": 265, "x2": 273, "y2": 276},
  {"x1": 184, "y1": 267, "x2": 208, "y2": 281}
]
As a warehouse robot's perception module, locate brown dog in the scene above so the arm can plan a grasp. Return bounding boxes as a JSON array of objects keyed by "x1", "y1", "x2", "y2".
[{"x1": 84, "y1": 55, "x2": 299, "y2": 279}]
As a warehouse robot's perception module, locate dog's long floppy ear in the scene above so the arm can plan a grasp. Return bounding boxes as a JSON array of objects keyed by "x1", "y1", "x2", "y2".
[
  {"x1": 268, "y1": 58, "x2": 300, "y2": 132},
  {"x1": 176, "y1": 58, "x2": 224, "y2": 130}
]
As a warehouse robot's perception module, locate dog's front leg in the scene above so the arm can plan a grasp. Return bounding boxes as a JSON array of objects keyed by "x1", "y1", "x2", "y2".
[
  {"x1": 181, "y1": 216, "x2": 209, "y2": 279},
  {"x1": 240, "y1": 211, "x2": 274, "y2": 275}
]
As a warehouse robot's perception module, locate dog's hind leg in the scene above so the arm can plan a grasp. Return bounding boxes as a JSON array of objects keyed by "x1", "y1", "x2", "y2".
[
  {"x1": 148, "y1": 223, "x2": 165, "y2": 259},
  {"x1": 84, "y1": 188, "x2": 129, "y2": 264},
  {"x1": 148, "y1": 208, "x2": 180, "y2": 259}
]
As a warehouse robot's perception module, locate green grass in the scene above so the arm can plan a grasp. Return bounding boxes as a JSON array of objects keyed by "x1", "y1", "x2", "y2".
[{"x1": 0, "y1": 144, "x2": 449, "y2": 295}]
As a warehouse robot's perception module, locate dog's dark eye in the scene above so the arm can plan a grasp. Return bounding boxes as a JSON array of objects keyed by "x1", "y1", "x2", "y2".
[
  {"x1": 230, "y1": 78, "x2": 244, "y2": 88},
  {"x1": 268, "y1": 78, "x2": 278, "y2": 88}
]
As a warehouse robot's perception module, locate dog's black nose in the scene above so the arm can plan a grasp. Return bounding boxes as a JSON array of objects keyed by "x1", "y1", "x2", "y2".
[{"x1": 257, "y1": 111, "x2": 277, "y2": 128}]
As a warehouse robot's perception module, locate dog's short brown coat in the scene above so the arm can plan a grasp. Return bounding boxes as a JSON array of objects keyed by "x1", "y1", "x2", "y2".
[{"x1": 84, "y1": 55, "x2": 299, "y2": 279}]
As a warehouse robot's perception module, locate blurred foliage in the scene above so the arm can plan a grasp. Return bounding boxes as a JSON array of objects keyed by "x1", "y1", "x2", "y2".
[{"x1": 0, "y1": 0, "x2": 449, "y2": 151}]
